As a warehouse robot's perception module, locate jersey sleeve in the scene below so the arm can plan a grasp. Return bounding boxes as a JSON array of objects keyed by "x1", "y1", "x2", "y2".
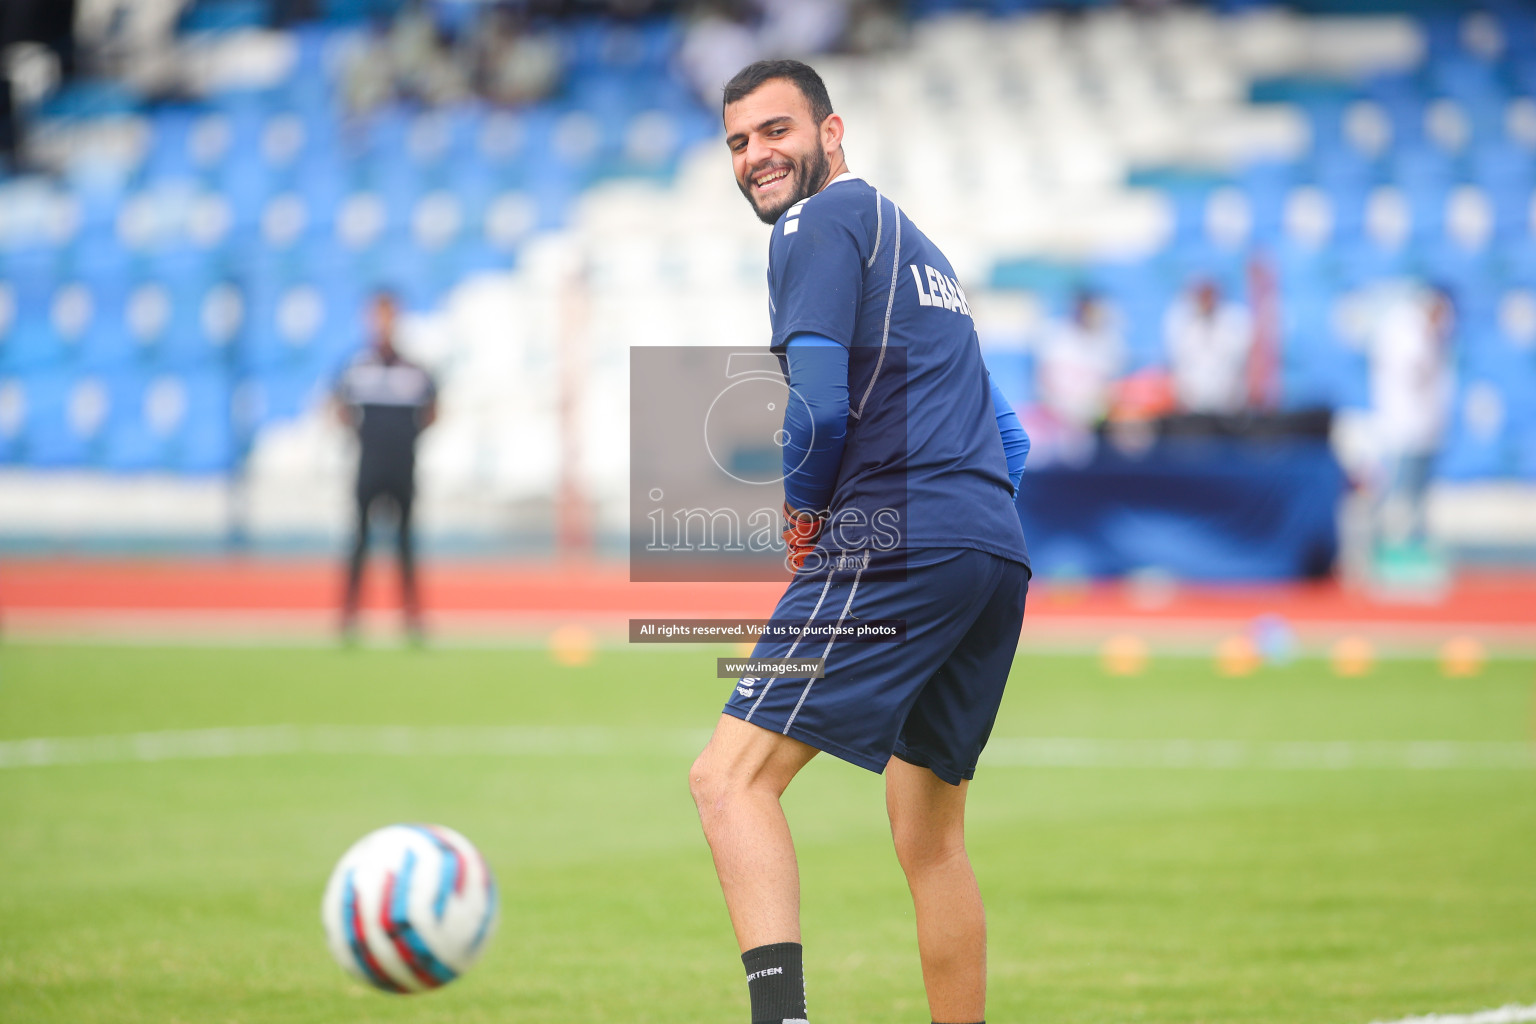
[{"x1": 768, "y1": 193, "x2": 868, "y2": 351}]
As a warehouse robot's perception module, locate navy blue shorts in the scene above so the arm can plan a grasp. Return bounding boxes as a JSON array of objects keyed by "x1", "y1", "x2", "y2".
[{"x1": 722, "y1": 548, "x2": 1029, "y2": 785}]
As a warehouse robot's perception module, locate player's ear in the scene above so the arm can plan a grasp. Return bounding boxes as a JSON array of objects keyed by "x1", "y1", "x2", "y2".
[{"x1": 821, "y1": 113, "x2": 845, "y2": 154}]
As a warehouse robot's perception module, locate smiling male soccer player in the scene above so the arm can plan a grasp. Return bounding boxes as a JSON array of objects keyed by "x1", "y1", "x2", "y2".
[{"x1": 688, "y1": 60, "x2": 1032, "y2": 1024}]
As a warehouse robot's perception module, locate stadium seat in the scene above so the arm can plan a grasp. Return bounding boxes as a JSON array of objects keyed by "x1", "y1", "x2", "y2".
[
  {"x1": 100, "y1": 371, "x2": 173, "y2": 471},
  {"x1": 178, "y1": 371, "x2": 239, "y2": 472},
  {"x1": 10, "y1": 0, "x2": 1536, "y2": 502},
  {"x1": 0, "y1": 263, "x2": 65, "y2": 373},
  {"x1": 142, "y1": 108, "x2": 205, "y2": 184},
  {"x1": 1437, "y1": 384, "x2": 1512, "y2": 480},
  {"x1": 19, "y1": 371, "x2": 109, "y2": 467},
  {"x1": 247, "y1": 366, "x2": 327, "y2": 427},
  {"x1": 0, "y1": 375, "x2": 24, "y2": 464},
  {"x1": 69, "y1": 275, "x2": 137, "y2": 373}
]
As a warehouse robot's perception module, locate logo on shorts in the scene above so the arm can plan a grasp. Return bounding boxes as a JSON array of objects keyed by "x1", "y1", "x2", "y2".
[{"x1": 736, "y1": 677, "x2": 759, "y2": 698}]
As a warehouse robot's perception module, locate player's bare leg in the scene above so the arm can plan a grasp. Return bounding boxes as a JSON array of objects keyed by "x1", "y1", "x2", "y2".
[
  {"x1": 886, "y1": 755, "x2": 986, "y2": 1023},
  {"x1": 690, "y1": 713, "x2": 819, "y2": 949}
]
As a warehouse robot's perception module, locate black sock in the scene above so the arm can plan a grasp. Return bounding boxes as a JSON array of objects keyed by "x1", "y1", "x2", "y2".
[{"x1": 741, "y1": 942, "x2": 806, "y2": 1023}]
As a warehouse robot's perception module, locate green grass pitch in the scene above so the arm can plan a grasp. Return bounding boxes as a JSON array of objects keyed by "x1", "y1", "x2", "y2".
[{"x1": 1, "y1": 642, "x2": 1533, "y2": 1024}]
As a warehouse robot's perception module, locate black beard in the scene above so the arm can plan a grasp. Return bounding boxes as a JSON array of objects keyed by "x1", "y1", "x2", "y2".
[{"x1": 740, "y1": 145, "x2": 831, "y2": 225}]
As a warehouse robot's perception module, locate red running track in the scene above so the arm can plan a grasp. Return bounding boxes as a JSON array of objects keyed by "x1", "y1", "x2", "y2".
[{"x1": 2, "y1": 558, "x2": 1533, "y2": 629}]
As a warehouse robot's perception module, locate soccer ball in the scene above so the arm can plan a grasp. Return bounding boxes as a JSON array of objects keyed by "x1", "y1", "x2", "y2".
[{"x1": 321, "y1": 823, "x2": 499, "y2": 993}]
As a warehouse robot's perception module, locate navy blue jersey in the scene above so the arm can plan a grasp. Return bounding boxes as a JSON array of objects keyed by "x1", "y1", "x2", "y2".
[{"x1": 767, "y1": 174, "x2": 1029, "y2": 569}]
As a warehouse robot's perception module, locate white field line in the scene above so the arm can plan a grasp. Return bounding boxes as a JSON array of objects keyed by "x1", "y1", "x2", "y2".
[
  {"x1": 1369, "y1": 1004, "x2": 1536, "y2": 1024},
  {"x1": 984, "y1": 737, "x2": 1536, "y2": 771},
  {"x1": 0, "y1": 725, "x2": 713, "y2": 769},
  {"x1": 0, "y1": 727, "x2": 1530, "y2": 772}
]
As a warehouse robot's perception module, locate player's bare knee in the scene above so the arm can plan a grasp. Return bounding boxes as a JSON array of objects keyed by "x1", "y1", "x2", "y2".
[
  {"x1": 688, "y1": 752, "x2": 739, "y2": 823},
  {"x1": 893, "y1": 826, "x2": 968, "y2": 876},
  {"x1": 688, "y1": 752, "x2": 716, "y2": 811}
]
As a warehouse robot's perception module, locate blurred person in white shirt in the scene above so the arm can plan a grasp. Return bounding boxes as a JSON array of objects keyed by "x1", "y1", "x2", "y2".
[
  {"x1": 1164, "y1": 279, "x2": 1253, "y2": 415},
  {"x1": 1037, "y1": 290, "x2": 1124, "y2": 430},
  {"x1": 1369, "y1": 283, "x2": 1455, "y2": 547}
]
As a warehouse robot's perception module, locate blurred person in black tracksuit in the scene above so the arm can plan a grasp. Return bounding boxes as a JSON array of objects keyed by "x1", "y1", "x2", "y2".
[{"x1": 333, "y1": 291, "x2": 437, "y2": 641}]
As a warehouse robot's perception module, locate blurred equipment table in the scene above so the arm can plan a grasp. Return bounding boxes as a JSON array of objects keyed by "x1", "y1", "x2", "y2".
[{"x1": 1016, "y1": 413, "x2": 1345, "y2": 581}]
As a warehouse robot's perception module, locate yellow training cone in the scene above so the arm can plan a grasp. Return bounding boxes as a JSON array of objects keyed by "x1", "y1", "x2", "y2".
[
  {"x1": 1439, "y1": 635, "x2": 1485, "y2": 678},
  {"x1": 1331, "y1": 635, "x2": 1375, "y2": 677},
  {"x1": 1216, "y1": 635, "x2": 1261, "y2": 677},
  {"x1": 550, "y1": 624, "x2": 596, "y2": 667},
  {"x1": 1101, "y1": 634, "x2": 1149, "y2": 677}
]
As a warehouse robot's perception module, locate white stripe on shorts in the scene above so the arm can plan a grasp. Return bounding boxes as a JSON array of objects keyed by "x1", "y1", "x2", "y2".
[
  {"x1": 783, "y1": 559, "x2": 866, "y2": 735},
  {"x1": 745, "y1": 564, "x2": 838, "y2": 723}
]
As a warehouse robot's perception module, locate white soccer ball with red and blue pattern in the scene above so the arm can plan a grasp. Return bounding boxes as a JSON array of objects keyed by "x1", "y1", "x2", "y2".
[{"x1": 321, "y1": 823, "x2": 499, "y2": 993}]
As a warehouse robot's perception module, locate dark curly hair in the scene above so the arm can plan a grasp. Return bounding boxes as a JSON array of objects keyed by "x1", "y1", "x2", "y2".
[{"x1": 722, "y1": 59, "x2": 833, "y2": 125}]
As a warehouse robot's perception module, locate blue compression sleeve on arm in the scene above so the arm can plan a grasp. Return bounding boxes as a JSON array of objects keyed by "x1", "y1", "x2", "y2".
[
  {"x1": 782, "y1": 334, "x2": 849, "y2": 513},
  {"x1": 989, "y1": 373, "x2": 1030, "y2": 497}
]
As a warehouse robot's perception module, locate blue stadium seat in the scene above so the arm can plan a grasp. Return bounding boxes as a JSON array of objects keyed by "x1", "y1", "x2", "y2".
[
  {"x1": 0, "y1": 375, "x2": 24, "y2": 464},
  {"x1": 0, "y1": 262, "x2": 65, "y2": 372},
  {"x1": 1430, "y1": 56, "x2": 1504, "y2": 110},
  {"x1": 1238, "y1": 161, "x2": 1296, "y2": 242},
  {"x1": 68, "y1": 275, "x2": 137, "y2": 372},
  {"x1": 214, "y1": 157, "x2": 275, "y2": 232},
  {"x1": 1279, "y1": 294, "x2": 1351, "y2": 409},
  {"x1": 19, "y1": 371, "x2": 107, "y2": 467},
  {"x1": 980, "y1": 348, "x2": 1031, "y2": 405},
  {"x1": 1330, "y1": 241, "x2": 1407, "y2": 288},
  {"x1": 142, "y1": 108, "x2": 204, "y2": 184},
  {"x1": 243, "y1": 273, "x2": 350, "y2": 376},
  {"x1": 287, "y1": 154, "x2": 352, "y2": 229},
  {"x1": 444, "y1": 238, "x2": 509, "y2": 280},
  {"x1": 1316, "y1": 173, "x2": 1372, "y2": 242},
  {"x1": 1163, "y1": 238, "x2": 1246, "y2": 298},
  {"x1": 1367, "y1": 86, "x2": 1428, "y2": 151},
  {"x1": 1415, "y1": 244, "x2": 1495, "y2": 295},
  {"x1": 1400, "y1": 180, "x2": 1451, "y2": 242},
  {"x1": 248, "y1": 367, "x2": 326, "y2": 426},
  {"x1": 101, "y1": 371, "x2": 170, "y2": 471},
  {"x1": 1436, "y1": 404, "x2": 1511, "y2": 480},
  {"x1": 177, "y1": 371, "x2": 238, "y2": 472}
]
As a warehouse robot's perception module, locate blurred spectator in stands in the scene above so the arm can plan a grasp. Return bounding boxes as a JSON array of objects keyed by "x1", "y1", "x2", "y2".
[
  {"x1": 1037, "y1": 290, "x2": 1124, "y2": 431},
  {"x1": 271, "y1": 0, "x2": 321, "y2": 27},
  {"x1": 341, "y1": 25, "x2": 394, "y2": 112},
  {"x1": 334, "y1": 292, "x2": 438, "y2": 643},
  {"x1": 387, "y1": 1, "x2": 469, "y2": 106},
  {"x1": 1369, "y1": 283, "x2": 1455, "y2": 549},
  {"x1": 844, "y1": 0, "x2": 905, "y2": 54},
  {"x1": 342, "y1": 0, "x2": 470, "y2": 112},
  {"x1": 2, "y1": 0, "x2": 77, "y2": 169},
  {"x1": 678, "y1": 1, "x2": 761, "y2": 106},
  {"x1": 759, "y1": 0, "x2": 850, "y2": 57},
  {"x1": 469, "y1": 5, "x2": 561, "y2": 107},
  {"x1": 1164, "y1": 278, "x2": 1253, "y2": 415},
  {"x1": 1021, "y1": 290, "x2": 1126, "y2": 467},
  {"x1": 343, "y1": 0, "x2": 564, "y2": 112}
]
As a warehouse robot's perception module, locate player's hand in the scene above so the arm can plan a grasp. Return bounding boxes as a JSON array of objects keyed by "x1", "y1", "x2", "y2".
[{"x1": 781, "y1": 501, "x2": 826, "y2": 571}]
